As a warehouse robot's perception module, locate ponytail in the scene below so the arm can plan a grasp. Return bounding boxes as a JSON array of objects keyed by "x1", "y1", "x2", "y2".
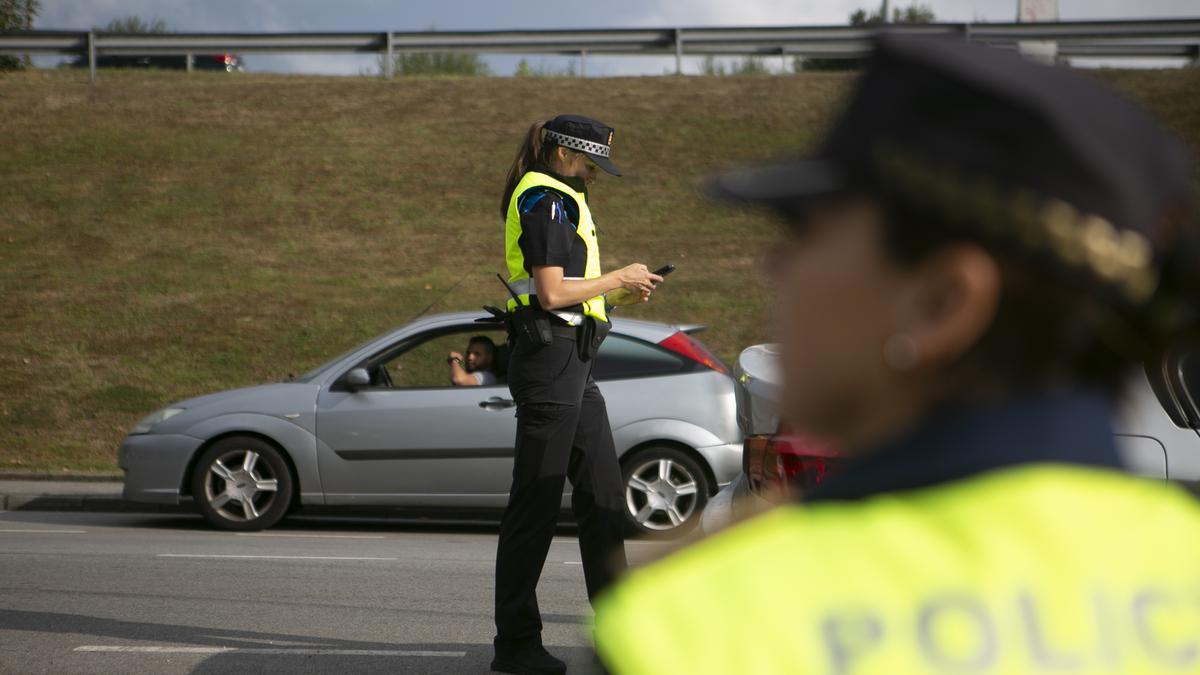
[{"x1": 500, "y1": 120, "x2": 551, "y2": 219}]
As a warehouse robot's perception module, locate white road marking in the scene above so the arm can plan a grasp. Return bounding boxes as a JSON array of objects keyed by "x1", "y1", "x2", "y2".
[
  {"x1": 0, "y1": 529, "x2": 86, "y2": 534},
  {"x1": 564, "y1": 561, "x2": 583, "y2": 565},
  {"x1": 233, "y1": 533, "x2": 386, "y2": 540},
  {"x1": 74, "y1": 646, "x2": 463, "y2": 657},
  {"x1": 156, "y1": 554, "x2": 396, "y2": 561}
]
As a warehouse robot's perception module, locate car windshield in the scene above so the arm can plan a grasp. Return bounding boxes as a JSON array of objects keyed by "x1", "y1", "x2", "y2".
[{"x1": 291, "y1": 334, "x2": 386, "y2": 383}]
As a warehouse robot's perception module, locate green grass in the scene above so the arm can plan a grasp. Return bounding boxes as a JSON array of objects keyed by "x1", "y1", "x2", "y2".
[{"x1": 1, "y1": 67, "x2": 1198, "y2": 473}]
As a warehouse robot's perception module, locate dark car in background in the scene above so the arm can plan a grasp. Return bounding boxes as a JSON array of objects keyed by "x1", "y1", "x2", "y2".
[{"x1": 75, "y1": 53, "x2": 245, "y2": 71}]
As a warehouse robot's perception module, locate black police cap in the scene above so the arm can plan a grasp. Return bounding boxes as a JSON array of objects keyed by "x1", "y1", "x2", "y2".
[
  {"x1": 545, "y1": 114, "x2": 622, "y2": 177},
  {"x1": 707, "y1": 34, "x2": 1195, "y2": 309}
]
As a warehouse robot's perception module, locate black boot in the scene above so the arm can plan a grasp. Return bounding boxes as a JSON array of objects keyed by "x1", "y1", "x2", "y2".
[{"x1": 491, "y1": 640, "x2": 567, "y2": 674}]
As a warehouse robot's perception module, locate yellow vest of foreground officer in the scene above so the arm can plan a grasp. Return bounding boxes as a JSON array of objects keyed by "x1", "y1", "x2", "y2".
[
  {"x1": 594, "y1": 466, "x2": 1200, "y2": 674},
  {"x1": 504, "y1": 171, "x2": 607, "y2": 323}
]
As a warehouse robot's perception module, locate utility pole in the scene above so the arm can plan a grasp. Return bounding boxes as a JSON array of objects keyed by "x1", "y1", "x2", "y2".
[{"x1": 880, "y1": 0, "x2": 890, "y2": 22}]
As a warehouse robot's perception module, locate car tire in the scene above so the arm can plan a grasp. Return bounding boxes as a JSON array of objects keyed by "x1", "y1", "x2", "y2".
[
  {"x1": 620, "y1": 446, "x2": 710, "y2": 537},
  {"x1": 190, "y1": 436, "x2": 294, "y2": 532}
]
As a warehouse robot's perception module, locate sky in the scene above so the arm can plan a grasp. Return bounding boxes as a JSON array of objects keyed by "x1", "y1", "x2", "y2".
[{"x1": 34, "y1": 0, "x2": 1200, "y2": 75}]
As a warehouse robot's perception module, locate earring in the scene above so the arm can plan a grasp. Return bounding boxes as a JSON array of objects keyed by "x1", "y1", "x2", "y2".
[{"x1": 883, "y1": 334, "x2": 920, "y2": 372}]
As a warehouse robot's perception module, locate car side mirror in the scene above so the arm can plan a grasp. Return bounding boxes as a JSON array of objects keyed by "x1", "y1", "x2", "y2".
[{"x1": 345, "y1": 367, "x2": 371, "y2": 389}]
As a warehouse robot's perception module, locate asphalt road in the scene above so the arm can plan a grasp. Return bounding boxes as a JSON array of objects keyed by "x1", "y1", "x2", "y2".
[{"x1": 0, "y1": 511, "x2": 673, "y2": 674}]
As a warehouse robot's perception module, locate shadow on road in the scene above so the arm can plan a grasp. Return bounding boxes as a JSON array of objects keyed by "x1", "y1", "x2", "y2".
[{"x1": 0, "y1": 609, "x2": 604, "y2": 674}]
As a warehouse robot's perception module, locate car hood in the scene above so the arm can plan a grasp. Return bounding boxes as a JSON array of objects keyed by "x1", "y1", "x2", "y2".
[{"x1": 150, "y1": 382, "x2": 320, "y2": 435}]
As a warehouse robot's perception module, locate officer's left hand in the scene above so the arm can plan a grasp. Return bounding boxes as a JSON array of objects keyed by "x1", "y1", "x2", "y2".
[{"x1": 608, "y1": 288, "x2": 652, "y2": 306}]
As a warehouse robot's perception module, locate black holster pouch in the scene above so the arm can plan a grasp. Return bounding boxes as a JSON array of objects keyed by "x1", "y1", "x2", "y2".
[
  {"x1": 507, "y1": 306, "x2": 553, "y2": 352},
  {"x1": 577, "y1": 316, "x2": 611, "y2": 362}
]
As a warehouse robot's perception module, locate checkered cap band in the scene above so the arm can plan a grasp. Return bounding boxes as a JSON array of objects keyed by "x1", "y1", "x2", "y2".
[{"x1": 544, "y1": 129, "x2": 611, "y2": 158}]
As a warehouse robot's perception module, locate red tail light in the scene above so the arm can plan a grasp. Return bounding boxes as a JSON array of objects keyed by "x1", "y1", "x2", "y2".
[
  {"x1": 743, "y1": 433, "x2": 838, "y2": 502},
  {"x1": 658, "y1": 331, "x2": 728, "y2": 373}
]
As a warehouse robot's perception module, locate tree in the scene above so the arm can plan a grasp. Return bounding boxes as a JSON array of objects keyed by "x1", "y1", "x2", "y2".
[
  {"x1": 99, "y1": 15, "x2": 168, "y2": 33},
  {"x1": 700, "y1": 55, "x2": 770, "y2": 76},
  {"x1": 731, "y1": 57, "x2": 770, "y2": 75},
  {"x1": 700, "y1": 55, "x2": 726, "y2": 76},
  {"x1": 0, "y1": 0, "x2": 40, "y2": 71},
  {"x1": 392, "y1": 51, "x2": 490, "y2": 76},
  {"x1": 796, "y1": 3, "x2": 935, "y2": 71},
  {"x1": 69, "y1": 15, "x2": 172, "y2": 68},
  {"x1": 511, "y1": 57, "x2": 576, "y2": 77}
]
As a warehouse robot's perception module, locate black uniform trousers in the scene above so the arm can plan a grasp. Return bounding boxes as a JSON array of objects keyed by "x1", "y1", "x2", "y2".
[{"x1": 494, "y1": 332, "x2": 628, "y2": 647}]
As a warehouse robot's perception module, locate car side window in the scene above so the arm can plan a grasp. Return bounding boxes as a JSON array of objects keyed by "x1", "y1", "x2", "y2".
[
  {"x1": 592, "y1": 335, "x2": 688, "y2": 381},
  {"x1": 380, "y1": 328, "x2": 508, "y2": 389}
]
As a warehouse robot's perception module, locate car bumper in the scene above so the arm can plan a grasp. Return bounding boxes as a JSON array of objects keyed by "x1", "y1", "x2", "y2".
[
  {"x1": 118, "y1": 433, "x2": 205, "y2": 504},
  {"x1": 695, "y1": 441, "x2": 743, "y2": 487},
  {"x1": 700, "y1": 472, "x2": 772, "y2": 535}
]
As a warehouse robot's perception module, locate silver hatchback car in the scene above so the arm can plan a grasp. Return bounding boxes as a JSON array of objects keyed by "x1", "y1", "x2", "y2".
[{"x1": 119, "y1": 311, "x2": 741, "y2": 535}]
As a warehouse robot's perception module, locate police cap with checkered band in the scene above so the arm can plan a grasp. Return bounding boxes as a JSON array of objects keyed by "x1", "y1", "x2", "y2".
[{"x1": 545, "y1": 114, "x2": 622, "y2": 177}]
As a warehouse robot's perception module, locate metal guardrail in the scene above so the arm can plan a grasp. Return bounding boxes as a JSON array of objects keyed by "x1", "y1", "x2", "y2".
[{"x1": 1, "y1": 19, "x2": 1197, "y2": 81}]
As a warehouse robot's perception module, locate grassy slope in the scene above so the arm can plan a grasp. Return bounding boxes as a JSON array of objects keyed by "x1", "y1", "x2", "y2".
[{"x1": 1, "y1": 67, "x2": 1198, "y2": 473}]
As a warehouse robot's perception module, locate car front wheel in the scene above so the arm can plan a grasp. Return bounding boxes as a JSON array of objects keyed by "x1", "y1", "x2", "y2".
[
  {"x1": 190, "y1": 436, "x2": 294, "y2": 531},
  {"x1": 621, "y1": 447, "x2": 710, "y2": 537}
]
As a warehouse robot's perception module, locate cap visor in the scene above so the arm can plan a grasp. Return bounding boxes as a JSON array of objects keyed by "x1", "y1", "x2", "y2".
[
  {"x1": 703, "y1": 159, "x2": 845, "y2": 206},
  {"x1": 588, "y1": 153, "x2": 622, "y2": 177}
]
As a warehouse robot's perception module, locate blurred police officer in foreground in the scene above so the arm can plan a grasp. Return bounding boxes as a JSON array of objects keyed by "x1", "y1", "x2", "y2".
[{"x1": 593, "y1": 34, "x2": 1200, "y2": 674}]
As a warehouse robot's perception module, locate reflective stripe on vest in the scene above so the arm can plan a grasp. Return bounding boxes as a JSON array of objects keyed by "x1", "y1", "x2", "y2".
[
  {"x1": 504, "y1": 171, "x2": 607, "y2": 322},
  {"x1": 504, "y1": 277, "x2": 586, "y2": 326},
  {"x1": 593, "y1": 465, "x2": 1200, "y2": 675}
]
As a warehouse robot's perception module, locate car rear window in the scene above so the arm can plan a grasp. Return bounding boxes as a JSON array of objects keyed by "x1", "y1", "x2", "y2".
[{"x1": 593, "y1": 335, "x2": 689, "y2": 381}]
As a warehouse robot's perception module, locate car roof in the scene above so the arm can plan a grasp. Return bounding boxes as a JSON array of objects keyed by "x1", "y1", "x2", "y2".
[
  {"x1": 304, "y1": 310, "x2": 698, "y2": 386},
  {"x1": 404, "y1": 310, "x2": 688, "y2": 343}
]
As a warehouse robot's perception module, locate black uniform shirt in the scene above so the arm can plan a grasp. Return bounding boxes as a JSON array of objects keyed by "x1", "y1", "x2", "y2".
[{"x1": 516, "y1": 165, "x2": 590, "y2": 315}]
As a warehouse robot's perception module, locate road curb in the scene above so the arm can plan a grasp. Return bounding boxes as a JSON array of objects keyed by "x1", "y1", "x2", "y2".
[
  {"x1": 0, "y1": 472, "x2": 123, "y2": 482},
  {"x1": 0, "y1": 493, "x2": 190, "y2": 513}
]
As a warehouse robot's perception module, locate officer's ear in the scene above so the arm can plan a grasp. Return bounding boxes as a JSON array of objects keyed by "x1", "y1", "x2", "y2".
[{"x1": 899, "y1": 243, "x2": 1001, "y2": 371}]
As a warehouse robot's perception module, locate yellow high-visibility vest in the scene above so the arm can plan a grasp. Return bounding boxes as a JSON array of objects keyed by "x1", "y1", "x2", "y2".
[
  {"x1": 504, "y1": 171, "x2": 607, "y2": 323},
  {"x1": 594, "y1": 465, "x2": 1200, "y2": 674}
]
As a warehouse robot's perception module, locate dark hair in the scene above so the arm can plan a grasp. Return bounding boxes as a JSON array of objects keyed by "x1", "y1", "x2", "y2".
[
  {"x1": 500, "y1": 120, "x2": 559, "y2": 218},
  {"x1": 876, "y1": 195, "x2": 1200, "y2": 398},
  {"x1": 468, "y1": 335, "x2": 496, "y2": 354}
]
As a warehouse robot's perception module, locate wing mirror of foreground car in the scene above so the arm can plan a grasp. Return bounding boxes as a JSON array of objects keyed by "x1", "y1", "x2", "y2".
[{"x1": 345, "y1": 368, "x2": 371, "y2": 389}]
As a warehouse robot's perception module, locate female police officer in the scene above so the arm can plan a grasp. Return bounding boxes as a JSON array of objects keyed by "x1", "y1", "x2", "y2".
[
  {"x1": 594, "y1": 35, "x2": 1200, "y2": 674},
  {"x1": 493, "y1": 114, "x2": 661, "y2": 674}
]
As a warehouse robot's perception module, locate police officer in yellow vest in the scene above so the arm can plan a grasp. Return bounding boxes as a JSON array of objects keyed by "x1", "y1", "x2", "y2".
[
  {"x1": 493, "y1": 114, "x2": 663, "y2": 674},
  {"x1": 594, "y1": 35, "x2": 1200, "y2": 674}
]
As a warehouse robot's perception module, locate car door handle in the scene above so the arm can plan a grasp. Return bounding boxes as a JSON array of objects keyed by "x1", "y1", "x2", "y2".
[{"x1": 479, "y1": 397, "x2": 516, "y2": 410}]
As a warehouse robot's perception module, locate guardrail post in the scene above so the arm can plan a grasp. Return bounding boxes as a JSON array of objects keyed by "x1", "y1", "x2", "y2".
[
  {"x1": 580, "y1": 49, "x2": 587, "y2": 77},
  {"x1": 674, "y1": 28, "x2": 683, "y2": 75},
  {"x1": 384, "y1": 32, "x2": 394, "y2": 79},
  {"x1": 87, "y1": 30, "x2": 96, "y2": 83},
  {"x1": 186, "y1": 52, "x2": 194, "y2": 73}
]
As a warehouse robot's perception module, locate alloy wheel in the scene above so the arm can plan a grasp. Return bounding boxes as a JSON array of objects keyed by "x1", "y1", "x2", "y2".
[
  {"x1": 624, "y1": 458, "x2": 700, "y2": 531},
  {"x1": 202, "y1": 449, "x2": 280, "y2": 522}
]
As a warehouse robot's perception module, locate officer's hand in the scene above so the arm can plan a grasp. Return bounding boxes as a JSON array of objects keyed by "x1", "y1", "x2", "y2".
[
  {"x1": 448, "y1": 351, "x2": 464, "y2": 363},
  {"x1": 609, "y1": 287, "x2": 652, "y2": 306},
  {"x1": 618, "y1": 263, "x2": 663, "y2": 294}
]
